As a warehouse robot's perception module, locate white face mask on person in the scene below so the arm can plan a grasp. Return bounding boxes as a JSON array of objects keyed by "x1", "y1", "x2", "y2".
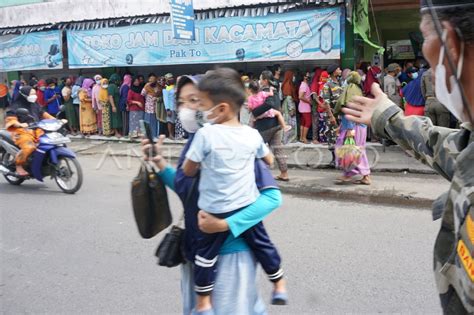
[
  {"x1": 435, "y1": 31, "x2": 469, "y2": 123},
  {"x1": 201, "y1": 105, "x2": 220, "y2": 125},
  {"x1": 411, "y1": 72, "x2": 419, "y2": 80},
  {"x1": 27, "y1": 95, "x2": 38, "y2": 103},
  {"x1": 178, "y1": 107, "x2": 200, "y2": 133}
]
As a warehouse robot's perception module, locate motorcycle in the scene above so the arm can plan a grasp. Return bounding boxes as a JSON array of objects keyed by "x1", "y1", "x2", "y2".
[{"x1": 0, "y1": 108, "x2": 83, "y2": 194}]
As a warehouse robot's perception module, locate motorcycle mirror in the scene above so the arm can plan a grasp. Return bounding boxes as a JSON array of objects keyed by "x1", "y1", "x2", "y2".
[{"x1": 16, "y1": 108, "x2": 29, "y2": 116}]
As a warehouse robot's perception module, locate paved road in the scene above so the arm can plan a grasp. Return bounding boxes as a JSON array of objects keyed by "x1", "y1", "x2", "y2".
[{"x1": 1, "y1": 156, "x2": 441, "y2": 314}]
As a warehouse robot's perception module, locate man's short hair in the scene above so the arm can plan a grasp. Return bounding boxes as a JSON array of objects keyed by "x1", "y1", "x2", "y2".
[{"x1": 198, "y1": 68, "x2": 246, "y2": 111}]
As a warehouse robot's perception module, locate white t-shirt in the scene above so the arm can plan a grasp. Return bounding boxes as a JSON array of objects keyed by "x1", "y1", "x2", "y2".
[{"x1": 185, "y1": 124, "x2": 269, "y2": 214}]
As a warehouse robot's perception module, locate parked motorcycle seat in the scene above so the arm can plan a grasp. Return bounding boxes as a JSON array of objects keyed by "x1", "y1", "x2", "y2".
[{"x1": 0, "y1": 130, "x2": 15, "y2": 146}]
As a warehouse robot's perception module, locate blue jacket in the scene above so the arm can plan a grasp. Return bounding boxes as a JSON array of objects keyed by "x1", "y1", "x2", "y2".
[{"x1": 174, "y1": 133, "x2": 279, "y2": 261}]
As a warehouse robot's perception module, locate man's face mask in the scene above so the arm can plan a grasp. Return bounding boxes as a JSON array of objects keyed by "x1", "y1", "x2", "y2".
[{"x1": 434, "y1": 30, "x2": 470, "y2": 123}]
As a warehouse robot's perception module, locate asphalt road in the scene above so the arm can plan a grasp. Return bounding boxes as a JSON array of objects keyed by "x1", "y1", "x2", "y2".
[{"x1": 1, "y1": 156, "x2": 441, "y2": 314}]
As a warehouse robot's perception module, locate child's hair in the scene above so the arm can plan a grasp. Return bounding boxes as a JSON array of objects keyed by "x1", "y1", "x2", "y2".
[
  {"x1": 248, "y1": 80, "x2": 260, "y2": 94},
  {"x1": 198, "y1": 68, "x2": 246, "y2": 111}
]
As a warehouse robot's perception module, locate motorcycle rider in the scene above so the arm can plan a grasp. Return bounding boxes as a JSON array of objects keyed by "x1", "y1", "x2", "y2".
[{"x1": 4, "y1": 86, "x2": 62, "y2": 176}]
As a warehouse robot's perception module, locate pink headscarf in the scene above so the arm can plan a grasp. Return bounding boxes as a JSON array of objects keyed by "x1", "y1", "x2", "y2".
[
  {"x1": 92, "y1": 75, "x2": 102, "y2": 110},
  {"x1": 81, "y1": 78, "x2": 94, "y2": 97},
  {"x1": 120, "y1": 74, "x2": 132, "y2": 92}
]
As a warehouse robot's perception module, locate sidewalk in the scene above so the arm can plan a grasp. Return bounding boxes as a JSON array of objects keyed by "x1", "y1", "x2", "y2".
[
  {"x1": 69, "y1": 138, "x2": 448, "y2": 208},
  {"x1": 273, "y1": 169, "x2": 448, "y2": 209}
]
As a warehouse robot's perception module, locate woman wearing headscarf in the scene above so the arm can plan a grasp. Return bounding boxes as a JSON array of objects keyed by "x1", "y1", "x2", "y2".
[
  {"x1": 5, "y1": 86, "x2": 55, "y2": 176},
  {"x1": 98, "y1": 78, "x2": 112, "y2": 136},
  {"x1": 107, "y1": 74, "x2": 123, "y2": 137},
  {"x1": 141, "y1": 75, "x2": 283, "y2": 315},
  {"x1": 62, "y1": 76, "x2": 79, "y2": 135},
  {"x1": 78, "y1": 78, "x2": 97, "y2": 135},
  {"x1": 119, "y1": 74, "x2": 131, "y2": 136},
  {"x1": 36, "y1": 80, "x2": 47, "y2": 107},
  {"x1": 91, "y1": 74, "x2": 103, "y2": 135},
  {"x1": 155, "y1": 76, "x2": 168, "y2": 134},
  {"x1": 309, "y1": 67, "x2": 323, "y2": 144},
  {"x1": 334, "y1": 71, "x2": 371, "y2": 185},
  {"x1": 127, "y1": 76, "x2": 145, "y2": 138},
  {"x1": 281, "y1": 70, "x2": 298, "y2": 144},
  {"x1": 239, "y1": 75, "x2": 252, "y2": 126},
  {"x1": 11, "y1": 80, "x2": 22, "y2": 102},
  {"x1": 341, "y1": 68, "x2": 352, "y2": 87},
  {"x1": 362, "y1": 65, "x2": 382, "y2": 98},
  {"x1": 401, "y1": 69, "x2": 426, "y2": 116},
  {"x1": 141, "y1": 73, "x2": 160, "y2": 139},
  {"x1": 317, "y1": 71, "x2": 330, "y2": 143}
]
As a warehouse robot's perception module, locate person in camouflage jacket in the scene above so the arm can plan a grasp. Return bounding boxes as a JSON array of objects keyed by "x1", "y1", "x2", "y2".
[
  {"x1": 320, "y1": 64, "x2": 342, "y2": 167},
  {"x1": 343, "y1": 2, "x2": 473, "y2": 312}
]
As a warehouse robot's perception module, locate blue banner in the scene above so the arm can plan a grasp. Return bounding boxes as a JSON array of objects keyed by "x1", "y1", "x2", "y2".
[
  {"x1": 0, "y1": 30, "x2": 63, "y2": 71},
  {"x1": 67, "y1": 8, "x2": 341, "y2": 68},
  {"x1": 170, "y1": 0, "x2": 195, "y2": 40}
]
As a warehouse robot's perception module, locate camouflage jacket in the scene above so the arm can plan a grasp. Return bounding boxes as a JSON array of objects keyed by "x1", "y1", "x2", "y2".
[
  {"x1": 372, "y1": 97, "x2": 474, "y2": 312},
  {"x1": 320, "y1": 77, "x2": 342, "y2": 110}
]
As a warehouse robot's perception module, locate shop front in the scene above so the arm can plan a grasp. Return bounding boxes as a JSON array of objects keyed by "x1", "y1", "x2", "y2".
[{"x1": 1, "y1": 0, "x2": 350, "y2": 82}]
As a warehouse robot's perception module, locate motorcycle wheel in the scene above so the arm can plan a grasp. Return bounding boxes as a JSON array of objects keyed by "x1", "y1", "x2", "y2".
[
  {"x1": 1, "y1": 152, "x2": 25, "y2": 185},
  {"x1": 54, "y1": 156, "x2": 83, "y2": 194}
]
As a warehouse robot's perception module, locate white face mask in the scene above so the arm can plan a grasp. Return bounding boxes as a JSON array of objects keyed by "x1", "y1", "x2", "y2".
[
  {"x1": 435, "y1": 31, "x2": 469, "y2": 123},
  {"x1": 411, "y1": 72, "x2": 419, "y2": 80},
  {"x1": 27, "y1": 95, "x2": 37, "y2": 103},
  {"x1": 361, "y1": 75, "x2": 366, "y2": 82},
  {"x1": 102, "y1": 84, "x2": 109, "y2": 89},
  {"x1": 178, "y1": 107, "x2": 200, "y2": 133},
  {"x1": 201, "y1": 105, "x2": 220, "y2": 125}
]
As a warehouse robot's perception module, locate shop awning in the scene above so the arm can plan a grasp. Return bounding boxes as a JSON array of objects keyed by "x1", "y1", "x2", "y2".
[{"x1": 0, "y1": 0, "x2": 350, "y2": 35}]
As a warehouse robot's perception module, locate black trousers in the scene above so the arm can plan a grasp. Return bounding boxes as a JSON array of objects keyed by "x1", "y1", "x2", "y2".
[{"x1": 194, "y1": 212, "x2": 283, "y2": 296}]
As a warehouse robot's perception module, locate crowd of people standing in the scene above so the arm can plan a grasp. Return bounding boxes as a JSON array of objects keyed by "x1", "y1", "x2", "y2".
[
  {"x1": 0, "y1": 73, "x2": 184, "y2": 140},
  {"x1": 0, "y1": 61, "x2": 453, "y2": 185}
]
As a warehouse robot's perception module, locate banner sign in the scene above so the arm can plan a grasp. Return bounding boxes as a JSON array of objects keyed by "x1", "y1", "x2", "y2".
[
  {"x1": 0, "y1": 30, "x2": 63, "y2": 71},
  {"x1": 170, "y1": 0, "x2": 195, "y2": 40},
  {"x1": 387, "y1": 40, "x2": 415, "y2": 60},
  {"x1": 67, "y1": 8, "x2": 341, "y2": 68}
]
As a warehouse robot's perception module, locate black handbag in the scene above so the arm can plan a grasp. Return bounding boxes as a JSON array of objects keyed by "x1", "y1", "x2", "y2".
[
  {"x1": 155, "y1": 224, "x2": 185, "y2": 267},
  {"x1": 155, "y1": 178, "x2": 197, "y2": 268},
  {"x1": 131, "y1": 162, "x2": 172, "y2": 239}
]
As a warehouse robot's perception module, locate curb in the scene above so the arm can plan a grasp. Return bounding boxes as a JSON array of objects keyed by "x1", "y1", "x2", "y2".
[
  {"x1": 71, "y1": 140, "x2": 437, "y2": 208},
  {"x1": 277, "y1": 182, "x2": 434, "y2": 209},
  {"x1": 75, "y1": 150, "x2": 437, "y2": 175}
]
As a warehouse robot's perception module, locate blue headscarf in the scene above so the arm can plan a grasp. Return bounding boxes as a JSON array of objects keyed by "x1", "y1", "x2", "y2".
[
  {"x1": 402, "y1": 69, "x2": 426, "y2": 106},
  {"x1": 12, "y1": 80, "x2": 21, "y2": 101}
]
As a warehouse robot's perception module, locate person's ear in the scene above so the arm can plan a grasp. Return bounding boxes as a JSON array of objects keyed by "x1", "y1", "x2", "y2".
[
  {"x1": 442, "y1": 21, "x2": 461, "y2": 69},
  {"x1": 218, "y1": 103, "x2": 229, "y2": 113}
]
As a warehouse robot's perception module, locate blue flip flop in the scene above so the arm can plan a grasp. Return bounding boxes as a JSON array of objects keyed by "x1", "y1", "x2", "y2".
[{"x1": 271, "y1": 291, "x2": 289, "y2": 305}]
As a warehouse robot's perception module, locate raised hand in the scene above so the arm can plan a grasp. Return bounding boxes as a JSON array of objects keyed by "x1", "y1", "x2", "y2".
[{"x1": 342, "y1": 83, "x2": 387, "y2": 126}]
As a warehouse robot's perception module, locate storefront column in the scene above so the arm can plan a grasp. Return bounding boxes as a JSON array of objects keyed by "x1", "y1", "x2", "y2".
[{"x1": 341, "y1": 17, "x2": 355, "y2": 69}]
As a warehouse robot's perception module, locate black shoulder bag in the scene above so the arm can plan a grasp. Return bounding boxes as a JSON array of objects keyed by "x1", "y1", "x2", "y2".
[
  {"x1": 155, "y1": 178, "x2": 197, "y2": 268},
  {"x1": 131, "y1": 162, "x2": 172, "y2": 239}
]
